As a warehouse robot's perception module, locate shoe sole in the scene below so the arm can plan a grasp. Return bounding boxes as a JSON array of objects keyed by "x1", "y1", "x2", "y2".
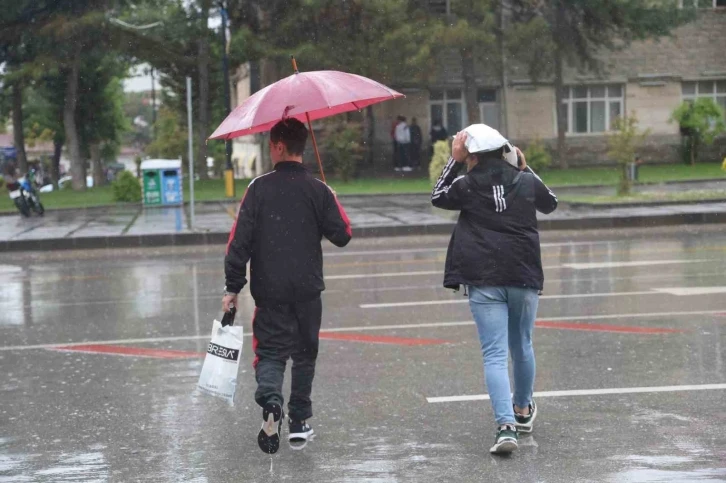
[
  {"x1": 288, "y1": 428, "x2": 314, "y2": 443},
  {"x1": 490, "y1": 439, "x2": 518, "y2": 454},
  {"x1": 258, "y1": 406, "x2": 282, "y2": 454}
]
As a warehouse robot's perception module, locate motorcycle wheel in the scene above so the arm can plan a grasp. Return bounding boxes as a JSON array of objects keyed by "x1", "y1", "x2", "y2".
[
  {"x1": 14, "y1": 197, "x2": 31, "y2": 217},
  {"x1": 31, "y1": 196, "x2": 45, "y2": 216}
]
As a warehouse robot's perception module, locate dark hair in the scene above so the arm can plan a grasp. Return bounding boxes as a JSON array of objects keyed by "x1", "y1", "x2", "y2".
[
  {"x1": 270, "y1": 118, "x2": 308, "y2": 156},
  {"x1": 473, "y1": 147, "x2": 505, "y2": 163}
]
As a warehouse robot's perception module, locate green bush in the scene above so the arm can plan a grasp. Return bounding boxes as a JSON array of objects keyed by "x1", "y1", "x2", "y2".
[
  {"x1": 671, "y1": 98, "x2": 726, "y2": 165},
  {"x1": 112, "y1": 170, "x2": 142, "y2": 202},
  {"x1": 429, "y1": 140, "x2": 452, "y2": 185},
  {"x1": 607, "y1": 113, "x2": 649, "y2": 196},
  {"x1": 324, "y1": 122, "x2": 365, "y2": 183},
  {"x1": 523, "y1": 139, "x2": 552, "y2": 173},
  {"x1": 0, "y1": 175, "x2": 4, "y2": 190}
]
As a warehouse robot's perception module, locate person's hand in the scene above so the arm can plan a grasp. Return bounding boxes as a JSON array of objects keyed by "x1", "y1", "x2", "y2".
[
  {"x1": 451, "y1": 131, "x2": 469, "y2": 163},
  {"x1": 515, "y1": 147, "x2": 527, "y2": 171},
  {"x1": 222, "y1": 293, "x2": 238, "y2": 313}
]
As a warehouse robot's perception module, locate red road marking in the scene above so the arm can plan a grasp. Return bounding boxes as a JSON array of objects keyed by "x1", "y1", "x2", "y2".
[
  {"x1": 50, "y1": 344, "x2": 202, "y2": 359},
  {"x1": 319, "y1": 333, "x2": 448, "y2": 345},
  {"x1": 536, "y1": 321, "x2": 683, "y2": 334}
]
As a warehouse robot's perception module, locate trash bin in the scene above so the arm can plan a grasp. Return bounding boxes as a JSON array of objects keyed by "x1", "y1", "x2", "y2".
[
  {"x1": 140, "y1": 159, "x2": 183, "y2": 206},
  {"x1": 625, "y1": 162, "x2": 639, "y2": 182}
]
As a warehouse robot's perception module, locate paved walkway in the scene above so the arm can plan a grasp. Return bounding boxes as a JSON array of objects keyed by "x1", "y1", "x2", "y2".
[{"x1": 1, "y1": 194, "x2": 725, "y2": 250}]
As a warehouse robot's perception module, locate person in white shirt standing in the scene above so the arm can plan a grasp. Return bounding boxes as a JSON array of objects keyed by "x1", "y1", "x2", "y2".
[{"x1": 394, "y1": 116, "x2": 412, "y2": 172}]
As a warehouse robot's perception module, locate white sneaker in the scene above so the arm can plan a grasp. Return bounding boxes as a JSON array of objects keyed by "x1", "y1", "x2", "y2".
[
  {"x1": 394, "y1": 167, "x2": 402, "y2": 172},
  {"x1": 402, "y1": 166, "x2": 413, "y2": 172}
]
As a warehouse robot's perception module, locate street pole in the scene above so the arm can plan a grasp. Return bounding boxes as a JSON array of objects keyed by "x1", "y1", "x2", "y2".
[
  {"x1": 499, "y1": 0, "x2": 510, "y2": 137},
  {"x1": 187, "y1": 76, "x2": 195, "y2": 230},
  {"x1": 220, "y1": 3, "x2": 235, "y2": 198},
  {"x1": 151, "y1": 67, "x2": 157, "y2": 139}
]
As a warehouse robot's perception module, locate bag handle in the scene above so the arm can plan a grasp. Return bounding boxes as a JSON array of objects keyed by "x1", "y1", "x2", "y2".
[{"x1": 221, "y1": 304, "x2": 237, "y2": 327}]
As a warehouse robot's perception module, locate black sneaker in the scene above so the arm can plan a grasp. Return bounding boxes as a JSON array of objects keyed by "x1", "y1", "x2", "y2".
[
  {"x1": 490, "y1": 424, "x2": 518, "y2": 454},
  {"x1": 288, "y1": 419, "x2": 314, "y2": 443},
  {"x1": 258, "y1": 402, "x2": 284, "y2": 454},
  {"x1": 514, "y1": 400, "x2": 537, "y2": 434}
]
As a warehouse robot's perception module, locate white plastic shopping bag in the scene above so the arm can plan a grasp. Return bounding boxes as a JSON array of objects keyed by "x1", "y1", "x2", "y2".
[{"x1": 197, "y1": 311, "x2": 243, "y2": 405}]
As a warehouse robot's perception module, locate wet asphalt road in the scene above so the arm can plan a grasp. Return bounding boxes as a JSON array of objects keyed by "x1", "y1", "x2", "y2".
[{"x1": 1, "y1": 225, "x2": 726, "y2": 482}]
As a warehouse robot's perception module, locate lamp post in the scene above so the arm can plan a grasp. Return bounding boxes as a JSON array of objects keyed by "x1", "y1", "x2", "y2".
[{"x1": 220, "y1": 2, "x2": 235, "y2": 198}]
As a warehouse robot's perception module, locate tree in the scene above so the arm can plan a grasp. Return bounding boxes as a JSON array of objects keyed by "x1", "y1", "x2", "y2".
[
  {"x1": 509, "y1": 0, "x2": 694, "y2": 168},
  {"x1": 671, "y1": 99, "x2": 726, "y2": 166},
  {"x1": 607, "y1": 113, "x2": 649, "y2": 196},
  {"x1": 77, "y1": 53, "x2": 129, "y2": 187},
  {"x1": 23, "y1": 75, "x2": 66, "y2": 188}
]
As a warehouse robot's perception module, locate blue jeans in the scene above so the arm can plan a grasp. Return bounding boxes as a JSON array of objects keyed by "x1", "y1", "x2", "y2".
[{"x1": 468, "y1": 286, "x2": 539, "y2": 426}]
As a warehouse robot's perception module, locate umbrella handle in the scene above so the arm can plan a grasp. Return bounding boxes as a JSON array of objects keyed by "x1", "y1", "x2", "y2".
[{"x1": 306, "y1": 112, "x2": 326, "y2": 184}]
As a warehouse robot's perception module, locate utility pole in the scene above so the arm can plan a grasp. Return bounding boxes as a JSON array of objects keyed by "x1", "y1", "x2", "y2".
[
  {"x1": 499, "y1": 0, "x2": 510, "y2": 137},
  {"x1": 151, "y1": 67, "x2": 157, "y2": 139},
  {"x1": 220, "y1": 2, "x2": 235, "y2": 198}
]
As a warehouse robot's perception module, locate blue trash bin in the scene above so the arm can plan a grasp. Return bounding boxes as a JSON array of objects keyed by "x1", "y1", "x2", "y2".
[{"x1": 140, "y1": 159, "x2": 183, "y2": 206}]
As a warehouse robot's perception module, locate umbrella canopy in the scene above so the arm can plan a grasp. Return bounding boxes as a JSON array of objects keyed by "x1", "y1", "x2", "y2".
[{"x1": 209, "y1": 70, "x2": 404, "y2": 140}]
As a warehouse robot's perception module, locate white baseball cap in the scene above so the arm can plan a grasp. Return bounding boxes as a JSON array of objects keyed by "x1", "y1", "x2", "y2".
[{"x1": 463, "y1": 124, "x2": 518, "y2": 168}]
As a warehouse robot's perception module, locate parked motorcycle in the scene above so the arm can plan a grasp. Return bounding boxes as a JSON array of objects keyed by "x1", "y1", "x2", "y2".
[{"x1": 7, "y1": 171, "x2": 45, "y2": 217}]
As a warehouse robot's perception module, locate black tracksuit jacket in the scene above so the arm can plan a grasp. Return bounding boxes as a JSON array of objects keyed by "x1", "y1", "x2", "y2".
[
  {"x1": 224, "y1": 161, "x2": 352, "y2": 306},
  {"x1": 431, "y1": 156, "x2": 558, "y2": 292}
]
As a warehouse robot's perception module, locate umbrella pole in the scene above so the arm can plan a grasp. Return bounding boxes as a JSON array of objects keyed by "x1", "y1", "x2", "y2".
[{"x1": 306, "y1": 112, "x2": 327, "y2": 184}]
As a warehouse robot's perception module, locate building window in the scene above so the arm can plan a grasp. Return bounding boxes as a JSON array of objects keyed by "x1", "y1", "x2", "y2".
[
  {"x1": 682, "y1": 80, "x2": 726, "y2": 113},
  {"x1": 478, "y1": 89, "x2": 500, "y2": 131},
  {"x1": 563, "y1": 84, "x2": 624, "y2": 134},
  {"x1": 429, "y1": 89, "x2": 464, "y2": 135},
  {"x1": 679, "y1": 0, "x2": 726, "y2": 7}
]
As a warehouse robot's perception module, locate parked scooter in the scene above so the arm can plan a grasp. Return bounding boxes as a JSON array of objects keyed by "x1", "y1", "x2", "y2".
[{"x1": 7, "y1": 170, "x2": 45, "y2": 217}]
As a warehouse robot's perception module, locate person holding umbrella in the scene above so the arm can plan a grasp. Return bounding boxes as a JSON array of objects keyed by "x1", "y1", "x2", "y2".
[
  {"x1": 222, "y1": 118, "x2": 352, "y2": 454},
  {"x1": 431, "y1": 125, "x2": 558, "y2": 454},
  {"x1": 211, "y1": 57, "x2": 402, "y2": 454}
]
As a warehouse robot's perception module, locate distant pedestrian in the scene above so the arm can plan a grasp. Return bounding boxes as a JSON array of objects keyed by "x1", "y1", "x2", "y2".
[
  {"x1": 394, "y1": 116, "x2": 412, "y2": 172},
  {"x1": 431, "y1": 124, "x2": 558, "y2": 455},
  {"x1": 409, "y1": 117, "x2": 423, "y2": 169},
  {"x1": 222, "y1": 118, "x2": 352, "y2": 454},
  {"x1": 430, "y1": 119, "x2": 448, "y2": 156},
  {"x1": 390, "y1": 117, "x2": 399, "y2": 169}
]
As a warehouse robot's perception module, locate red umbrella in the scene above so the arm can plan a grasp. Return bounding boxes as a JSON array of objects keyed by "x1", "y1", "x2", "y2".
[{"x1": 209, "y1": 57, "x2": 404, "y2": 183}]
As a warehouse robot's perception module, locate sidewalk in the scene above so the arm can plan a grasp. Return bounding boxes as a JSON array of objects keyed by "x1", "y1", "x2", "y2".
[{"x1": 1, "y1": 193, "x2": 725, "y2": 252}]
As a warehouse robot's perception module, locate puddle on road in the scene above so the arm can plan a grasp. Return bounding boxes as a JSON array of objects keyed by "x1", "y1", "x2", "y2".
[{"x1": 0, "y1": 441, "x2": 108, "y2": 483}]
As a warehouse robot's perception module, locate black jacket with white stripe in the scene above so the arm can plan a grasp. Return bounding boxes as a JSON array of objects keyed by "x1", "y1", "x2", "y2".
[
  {"x1": 431, "y1": 156, "x2": 558, "y2": 291},
  {"x1": 224, "y1": 161, "x2": 352, "y2": 306}
]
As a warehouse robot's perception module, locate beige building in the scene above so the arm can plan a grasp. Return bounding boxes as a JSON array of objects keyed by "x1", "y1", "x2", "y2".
[
  {"x1": 374, "y1": 5, "x2": 726, "y2": 167},
  {"x1": 231, "y1": 5, "x2": 726, "y2": 173}
]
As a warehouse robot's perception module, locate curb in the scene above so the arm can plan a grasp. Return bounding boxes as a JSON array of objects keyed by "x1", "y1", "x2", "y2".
[
  {"x1": 566, "y1": 198, "x2": 726, "y2": 210},
  {"x1": 2, "y1": 211, "x2": 726, "y2": 253}
]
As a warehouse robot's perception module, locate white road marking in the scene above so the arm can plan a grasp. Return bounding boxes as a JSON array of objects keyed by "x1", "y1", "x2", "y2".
[
  {"x1": 359, "y1": 290, "x2": 655, "y2": 309},
  {"x1": 653, "y1": 286, "x2": 726, "y2": 296},
  {"x1": 3, "y1": 308, "x2": 724, "y2": 353},
  {"x1": 326, "y1": 270, "x2": 441, "y2": 280},
  {"x1": 426, "y1": 383, "x2": 726, "y2": 403},
  {"x1": 562, "y1": 259, "x2": 712, "y2": 270}
]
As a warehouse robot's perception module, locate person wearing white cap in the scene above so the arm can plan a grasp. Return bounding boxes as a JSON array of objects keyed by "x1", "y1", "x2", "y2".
[{"x1": 431, "y1": 124, "x2": 558, "y2": 454}]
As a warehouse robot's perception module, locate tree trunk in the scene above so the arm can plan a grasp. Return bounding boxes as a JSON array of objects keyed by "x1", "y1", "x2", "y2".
[
  {"x1": 461, "y1": 48, "x2": 479, "y2": 125},
  {"x1": 52, "y1": 139, "x2": 63, "y2": 190},
  {"x1": 91, "y1": 143, "x2": 104, "y2": 187},
  {"x1": 12, "y1": 81, "x2": 28, "y2": 175},
  {"x1": 64, "y1": 48, "x2": 85, "y2": 191},
  {"x1": 196, "y1": 0, "x2": 211, "y2": 180},
  {"x1": 365, "y1": 105, "x2": 375, "y2": 166},
  {"x1": 553, "y1": 6, "x2": 568, "y2": 169}
]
